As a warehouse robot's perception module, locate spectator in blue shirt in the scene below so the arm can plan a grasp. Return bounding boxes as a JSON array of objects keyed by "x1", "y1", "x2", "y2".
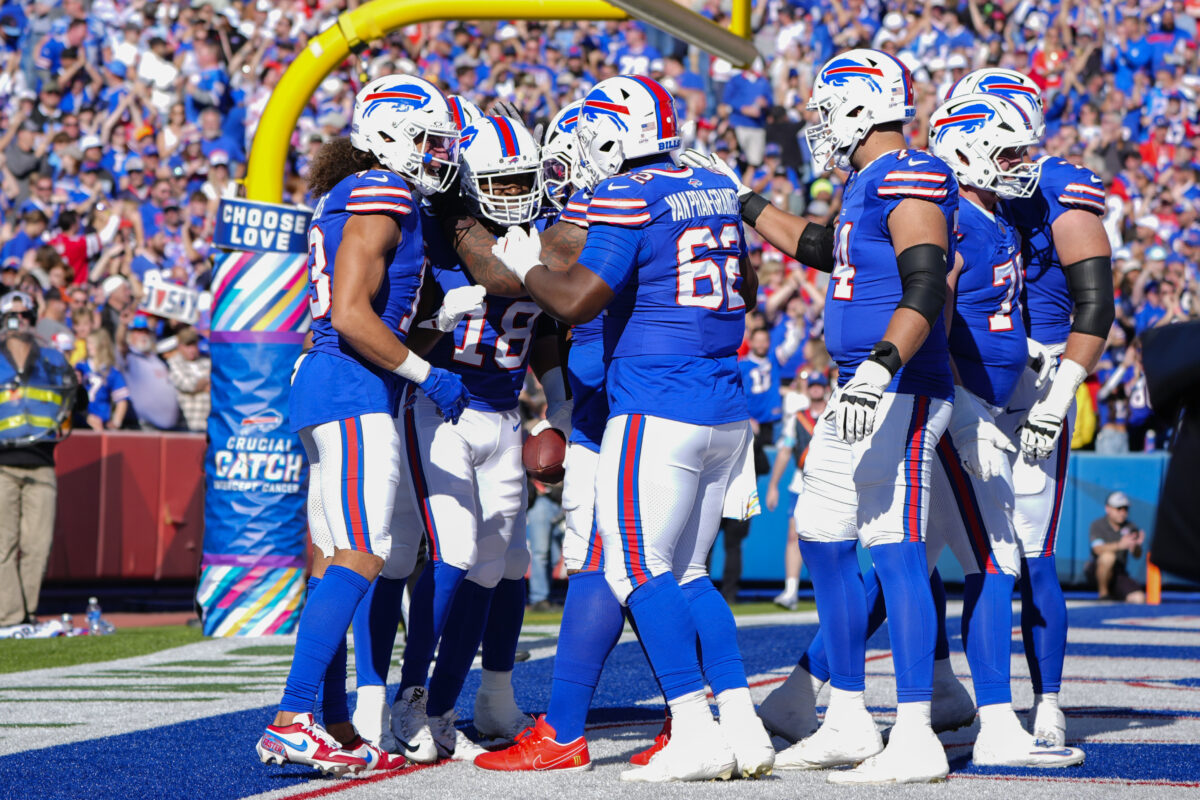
[
  {"x1": 0, "y1": 210, "x2": 47, "y2": 270},
  {"x1": 615, "y1": 25, "x2": 662, "y2": 75},
  {"x1": 77, "y1": 328, "x2": 129, "y2": 430},
  {"x1": 723, "y1": 65, "x2": 772, "y2": 165},
  {"x1": 739, "y1": 327, "x2": 783, "y2": 441},
  {"x1": 1135, "y1": 281, "x2": 1166, "y2": 333}
]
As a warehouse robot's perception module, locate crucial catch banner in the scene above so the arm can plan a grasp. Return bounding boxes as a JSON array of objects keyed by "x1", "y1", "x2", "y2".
[{"x1": 213, "y1": 198, "x2": 311, "y2": 254}]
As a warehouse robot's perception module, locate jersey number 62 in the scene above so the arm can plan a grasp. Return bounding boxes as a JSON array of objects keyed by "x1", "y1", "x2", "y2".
[{"x1": 675, "y1": 223, "x2": 746, "y2": 311}]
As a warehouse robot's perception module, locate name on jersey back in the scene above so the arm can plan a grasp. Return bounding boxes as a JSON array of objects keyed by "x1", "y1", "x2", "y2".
[{"x1": 663, "y1": 187, "x2": 740, "y2": 222}]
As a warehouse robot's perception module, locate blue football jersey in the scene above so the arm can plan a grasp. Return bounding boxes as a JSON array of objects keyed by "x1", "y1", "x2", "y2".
[
  {"x1": 290, "y1": 169, "x2": 424, "y2": 431},
  {"x1": 421, "y1": 208, "x2": 544, "y2": 413},
  {"x1": 555, "y1": 186, "x2": 608, "y2": 452},
  {"x1": 1002, "y1": 156, "x2": 1106, "y2": 347},
  {"x1": 824, "y1": 150, "x2": 957, "y2": 400},
  {"x1": 950, "y1": 199, "x2": 1028, "y2": 408},
  {"x1": 577, "y1": 160, "x2": 748, "y2": 426},
  {"x1": 739, "y1": 353, "x2": 783, "y2": 424}
]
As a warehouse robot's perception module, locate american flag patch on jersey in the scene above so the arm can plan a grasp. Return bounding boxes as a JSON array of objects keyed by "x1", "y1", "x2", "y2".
[
  {"x1": 346, "y1": 185, "x2": 414, "y2": 215},
  {"x1": 1058, "y1": 181, "x2": 1106, "y2": 213},
  {"x1": 877, "y1": 170, "x2": 950, "y2": 200},
  {"x1": 586, "y1": 196, "x2": 650, "y2": 226}
]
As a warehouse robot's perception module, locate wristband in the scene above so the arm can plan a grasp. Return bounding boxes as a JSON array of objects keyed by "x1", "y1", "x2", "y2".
[
  {"x1": 867, "y1": 340, "x2": 902, "y2": 376},
  {"x1": 392, "y1": 351, "x2": 431, "y2": 384},
  {"x1": 740, "y1": 193, "x2": 770, "y2": 226}
]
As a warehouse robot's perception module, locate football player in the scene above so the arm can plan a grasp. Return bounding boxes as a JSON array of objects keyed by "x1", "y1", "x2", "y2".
[
  {"x1": 256, "y1": 75, "x2": 468, "y2": 776},
  {"x1": 950, "y1": 68, "x2": 1115, "y2": 747},
  {"x1": 376, "y1": 114, "x2": 571, "y2": 763},
  {"x1": 686, "y1": 49, "x2": 957, "y2": 783},
  {"x1": 491, "y1": 75, "x2": 774, "y2": 783}
]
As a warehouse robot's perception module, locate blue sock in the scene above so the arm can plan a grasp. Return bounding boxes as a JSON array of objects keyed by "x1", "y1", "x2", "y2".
[
  {"x1": 1019, "y1": 555, "x2": 1067, "y2": 695},
  {"x1": 681, "y1": 577, "x2": 747, "y2": 695},
  {"x1": 280, "y1": 566, "x2": 370, "y2": 714},
  {"x1": 930, "y1": 568, "x2": 950, "y2": 661},
  {"x1": 399, "y1": 560, "x2": 467, "y2": 691},
  {"x1": 797, "y1": 540, "x2": 868, "y2": 691},
  {"x1": 798, "y1": 565, "x2": 885, "y2": 683},
  {"x1": 625, "y1": 573, "x2": 705, "y2": 701},
  {"x1": 871, "y1": 541, "x2": 936, "y2": 703},
  {"x1": 427, "y1": 580, "x2": 493, "y2": 717},
  {"x1": 352, "y1": 576, "x2": 407, "y2": 687},
  {"x1": 481, "y1": 578, "x2": 526, "y2": 673},
  {"x1": 545, "y1": 571, "x2": 625, "y2": 740},
  {"x1": 303, "y1": 577, "x2": 349, "y2": 725},
  {"x1": 623, "y1": 606, "x2": 669, "y2": 702},
  {"x1": 962, "y1": 571, "x2": 1017, "y2": 707}
]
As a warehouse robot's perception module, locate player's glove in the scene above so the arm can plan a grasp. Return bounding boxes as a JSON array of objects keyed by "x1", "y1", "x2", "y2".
[
  {"x1": 947, "y1": 385, "x2": 1016, "y2": 481},
  {"x1": 419, "y1": 366, "x2": 470, "y2": 424},
  {"x1": 677, "y1": 149, "x2": 752, "y2": 200},
  {"x1": 1026, "y1": 337, "x2": 1057, "y2": 392},
  {"x1": 491, "y1": 225, "x2": 543, "y2": 284},
  {"x1": 423, "y1": 284, "x2": 487, "y2": 333},
  {"x1": 1019, "y1": 358, "x2": 1088, "y2": 461},
  {"x1": 835, "y1": 359, "x2": 891, "y2": 444}
]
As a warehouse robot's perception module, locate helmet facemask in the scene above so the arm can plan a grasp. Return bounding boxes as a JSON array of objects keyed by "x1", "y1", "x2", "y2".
[
  {"x1": 575, "y1": 116, "x2": 626, "y2": 189},
  {"x1": 464, "y1": 163, "x2": 543, "y2": 226},
  {"x1": 805, "y1": 93, "x2": 875, "y2": 173}
]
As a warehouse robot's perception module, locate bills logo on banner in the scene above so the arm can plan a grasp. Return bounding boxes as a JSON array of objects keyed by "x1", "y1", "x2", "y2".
[
  {"x1": 213, "y1": 198, "x2": 311, "y2": 254},
  {"x1": 138, "y1": 272, "x2": 202, "y2": 324}
]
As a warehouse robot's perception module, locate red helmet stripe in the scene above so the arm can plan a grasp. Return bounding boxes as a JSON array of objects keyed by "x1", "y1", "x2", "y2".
[{"x1": 631, "y1": 75, "x2": 677, "y2": 140}]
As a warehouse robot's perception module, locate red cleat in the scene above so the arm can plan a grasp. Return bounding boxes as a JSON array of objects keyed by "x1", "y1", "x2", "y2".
[
  {"x1": 342, "y1": 735, "x2": 410, "y2": 777},
  {"x1": 629, "y1": 714, "x2": 671, "y2": 766},
  {"x1": 474, "y1": 716, "x2": 591, "y2": 772}
]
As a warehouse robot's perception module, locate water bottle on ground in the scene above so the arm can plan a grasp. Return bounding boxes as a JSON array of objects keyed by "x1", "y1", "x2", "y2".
[{"x1": 85, "y1": 597, "x2": 114, "y2": 635}]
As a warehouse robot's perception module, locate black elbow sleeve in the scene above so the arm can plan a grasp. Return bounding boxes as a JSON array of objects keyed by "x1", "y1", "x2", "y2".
[
  {"x1": 895, "y1": 244, "x2": 947, "y2": 326},
  {"x1": 795, "y1": 223, "x2": 836, "y2": 273},
  {"x1": 1064, "y1": 256, "x2": 1115, "y2": 338}
]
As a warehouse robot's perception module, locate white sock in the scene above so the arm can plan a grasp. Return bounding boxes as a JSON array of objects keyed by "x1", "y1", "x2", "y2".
[
  {"x1": 977, "y1": 702, "x2": 1016, "y2": 732},
  {"x1": 1037, "y1": 692, "x2": 1060, "y2": 710},
  {"x1": 479, "y1": 669, "x2": 513, "y2": 696},
  {"x1": 933, "y1": 657, "x2": 956, "y2": 685},
  {"x1": 668, "y1": 689, "x2": 715, "y2": 728},
  {"x1": 894, "y1": 701, "x2": 932, "y2": 729},
  {"x1": 784, "y1": 577, "x2": 799, "y2": 596},
  {"x1": 826, "y1": 686, "x2": 866, "y2": 716},
  {"x1": 716, "y1": 686, "x2": 754, "y2": 721}
]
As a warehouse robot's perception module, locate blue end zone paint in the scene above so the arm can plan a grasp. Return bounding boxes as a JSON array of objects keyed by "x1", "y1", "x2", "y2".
[{"x1": 2, "y1": 602, "x2": 1197, "y2": 799}]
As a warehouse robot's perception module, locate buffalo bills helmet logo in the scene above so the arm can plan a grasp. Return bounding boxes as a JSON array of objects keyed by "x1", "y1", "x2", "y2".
[
  {"x1": 821, "y1": 57, "x2": 885, "y2": 93},
  {"x1": 933, "y1": 101, "x2": 996, "y2": 142},
  {"x1": 974, "y1": 74, "x2": 1039, "y2": 104},
  {"x1": 557, "y1": 109, "x2": 580, "y2": 134},
  {"x1": 582, "y1": 89, "x2": 630, "y2": 132},
  {"x1": 361, "y1": 84, "x2": 432, "y2": 118},
  {"x1": 458, "y1": 123, "x2": 481, "y2": 150}
]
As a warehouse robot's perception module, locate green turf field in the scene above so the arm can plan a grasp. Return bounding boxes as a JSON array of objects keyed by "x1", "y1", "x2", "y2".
[{"x1": 0, "y1": 601, "x2": 812, "y2": 675}]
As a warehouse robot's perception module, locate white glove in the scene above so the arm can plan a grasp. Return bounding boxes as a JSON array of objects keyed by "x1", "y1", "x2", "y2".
[
  {"x1": 948, "y1": 385, "x2": 1016, "y2": 481},
  {"x1": 490, "y1": 225, "x2": 543, "y2": 284},
  {"x1": 677, "y1": 148, "x2": 751, "y2": 199},
  {"x1": 834, "y1": 359, "x2": 891, "y2": 443},
  {"x1": 424, "y1": 284, "x2": 486, "y2": 332},
  {"x1": 1026, "y1": 337, "x2": 1057, "y2": 392},
  {"x1": 1019, "y1": 358, "x2": 1088, "y2": 461}
]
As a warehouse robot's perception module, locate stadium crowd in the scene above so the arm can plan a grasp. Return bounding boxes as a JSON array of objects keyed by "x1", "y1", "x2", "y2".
[{"x1": 0, "y1": 0, "x2": 1195, "y2": 450}]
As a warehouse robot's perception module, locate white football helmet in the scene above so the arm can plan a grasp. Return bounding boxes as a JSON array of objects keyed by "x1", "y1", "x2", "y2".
[
  {"x1": 575, "y1": 75, "x2": 681, "y2": 188},
  {"x1": 542, "y1": 101, "x2": 583, "y2": 210},
  {"x1": 946, "y1": 67, "x2": 1045, "y2": 139},
  {"x1": 448, "y1": 94, "x2": 484, "y2": 131},
  {"x1": 929, "y1": 92, "x2": 1042, "y2": 199},
  {"x1": 806, "y1": 49, "x2": 916, "y2": 172},
  {"x1": 350, "y1": 75, "x2": 459, "y2": 196},
  {"x1": 459, "y1": 115, "x2": 543, "y2": 226}
]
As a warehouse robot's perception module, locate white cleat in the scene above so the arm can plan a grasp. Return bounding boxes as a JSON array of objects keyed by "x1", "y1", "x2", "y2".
[
  {"x1": 620, "y1": 722, "x2": 737, "y2": 783},
  {"x1": 773, "y1": 590, "x2": 799, "y2": 610},
  {"x1": 352, "y1": 685, "x2": 397, "y2": 752},
  {"x1": 390, "y1": 686, "x2": 438, "y2": 764},
  {"x1": 974, "y1": 723, "x2": 1084, "y2": 768},
  {"x1": 719, "y1": 708, "x2": 775, "y2": 778},
  {"x1": 774, "y1": 705, "x2": 882, "y2": 770},
  {"x1": 758, "y1": 667, "x2": 822, "y2": 744},
  {"x1": 474, "y1": 684, "x2": 535, "y2": 741},
  {"x1": 430, "y1": 709, "x2": 487, "y2": 761},
  {"x1": 256, "y1": 712, "x2": 367, "y2": 776},
  {"x1": 826, "y1": 724, "x2": 948, "y2": 785},
  {"x1": 1029, "y1": 698, "x2": 1067, "y2": 747},
  {"x1": 931, "y1": 664, "x2": 977, "y2": 733},
  {"x1": 343, "y1": 735, "x2": 411, "y2": 777}
]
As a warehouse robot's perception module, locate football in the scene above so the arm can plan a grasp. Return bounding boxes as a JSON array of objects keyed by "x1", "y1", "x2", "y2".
[{"x1": 522, "y1": 426, "x2": 567, "y2": 482}]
